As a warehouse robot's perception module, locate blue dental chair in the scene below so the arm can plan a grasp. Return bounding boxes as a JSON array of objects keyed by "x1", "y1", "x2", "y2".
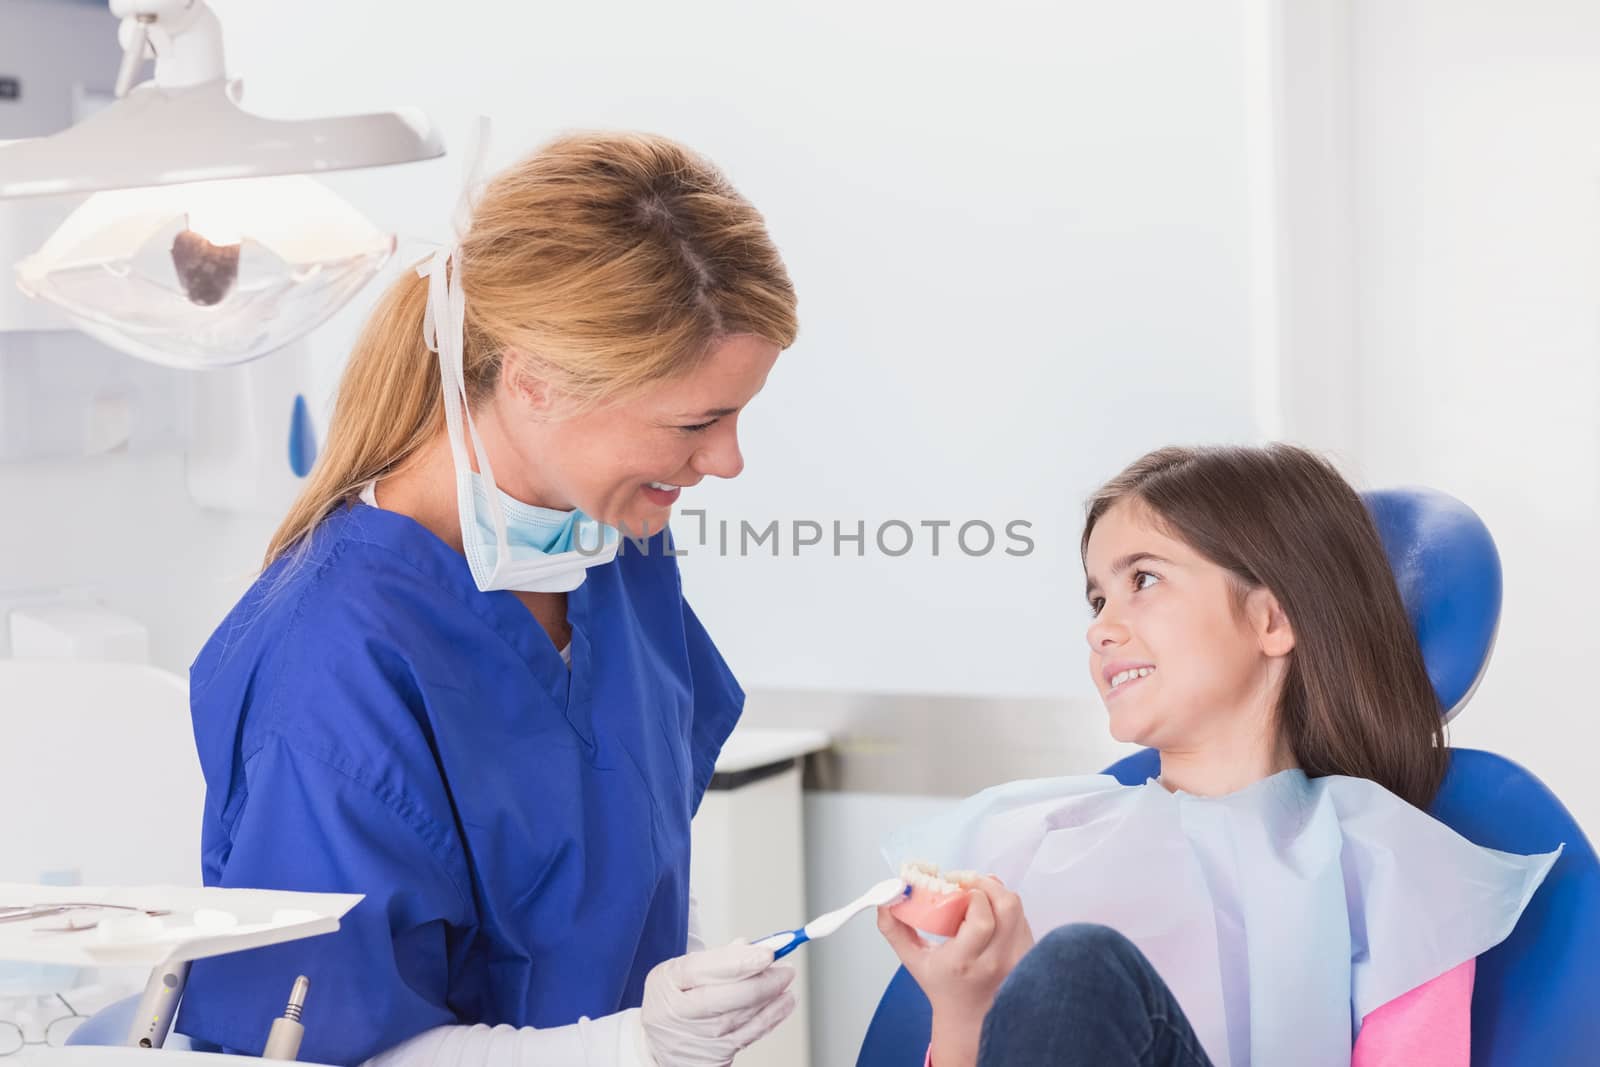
[{"x1": 856, "y1": 488, "x2": 1600, "y2": 1067}]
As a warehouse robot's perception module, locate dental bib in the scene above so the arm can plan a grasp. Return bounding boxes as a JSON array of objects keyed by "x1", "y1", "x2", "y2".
[{"x1": 882, "y1": 770, "x2": 1560, "y2": 1067}]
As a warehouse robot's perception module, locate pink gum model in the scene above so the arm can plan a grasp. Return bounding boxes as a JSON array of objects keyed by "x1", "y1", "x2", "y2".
[{"x1": 889, "y1": 863, "x2": 976, "y2": 937}]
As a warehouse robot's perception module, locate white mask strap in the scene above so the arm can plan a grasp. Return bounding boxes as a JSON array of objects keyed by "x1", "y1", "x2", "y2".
[{"x1": 417, "y1": 118, "x2": 517, "y2": 571}]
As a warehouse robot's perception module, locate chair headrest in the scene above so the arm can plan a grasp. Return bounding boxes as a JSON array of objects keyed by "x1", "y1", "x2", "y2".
[{"x1": 1362, "y1": 488, "x2": 1503, "y2": 721}]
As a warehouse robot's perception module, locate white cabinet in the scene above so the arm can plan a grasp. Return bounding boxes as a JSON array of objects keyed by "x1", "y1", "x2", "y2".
[{"x1": 691, "y1": 728, "x2": 830, "y2": 1067}]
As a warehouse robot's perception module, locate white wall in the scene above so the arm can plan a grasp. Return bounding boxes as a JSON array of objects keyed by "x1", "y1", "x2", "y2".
[
  {"x1": 3, "y1": 0, "x2": 1276, "y2": 693},
  {"x1": 14, "y1": 2, "x2": 1587, "y2": 810},
  {"x1": 0, "y1": 0, "x2": 1585, "y2": 895},
  {"x1": 16, "y1": 1, "x2": 1585, "y2": 810},
  {"x1": 207, "y1": 0, "x2": 1268, "y2": 702},
  {"x1": 1340, "y1": 0, "x2": 1600, "y2": 831},
  {"x1": 0, "y1": 449, "x2": 273, "y2": 669}
]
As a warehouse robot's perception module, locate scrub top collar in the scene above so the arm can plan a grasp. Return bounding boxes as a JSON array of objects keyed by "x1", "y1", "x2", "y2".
[{"x1": 340, "y1": 500, "x2": 600, "y2": 749}]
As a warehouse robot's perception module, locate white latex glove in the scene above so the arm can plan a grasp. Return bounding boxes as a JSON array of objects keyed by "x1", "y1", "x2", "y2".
[{"x1": 634, "y1": 940, "x2": 798, "y2": 1067}]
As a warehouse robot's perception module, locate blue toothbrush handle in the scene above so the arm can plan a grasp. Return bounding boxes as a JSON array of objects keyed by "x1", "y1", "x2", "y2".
[{"x1": 753, "y1": 928, "x2": 809, "y2": 960}]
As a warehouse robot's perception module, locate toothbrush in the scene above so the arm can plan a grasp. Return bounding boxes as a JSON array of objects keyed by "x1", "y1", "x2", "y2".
[{"x1": 751, "y1": 878, "x2": 910, "y2": 960}]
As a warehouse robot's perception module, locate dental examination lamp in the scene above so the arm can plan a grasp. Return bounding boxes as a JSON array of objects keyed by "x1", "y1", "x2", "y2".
[{"x1": 0, "y1": 0, "x2": 443, "y2": 370}]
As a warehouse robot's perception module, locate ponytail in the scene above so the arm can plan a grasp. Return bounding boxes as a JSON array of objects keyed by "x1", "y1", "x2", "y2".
[{"x1": 264, "y1": 265, "x2": 441, "y2": 567}]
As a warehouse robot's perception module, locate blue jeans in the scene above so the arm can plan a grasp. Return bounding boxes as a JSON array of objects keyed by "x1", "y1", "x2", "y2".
[{"x1": 977, "y1": 924, "x2": 1215, "y2": 1067}]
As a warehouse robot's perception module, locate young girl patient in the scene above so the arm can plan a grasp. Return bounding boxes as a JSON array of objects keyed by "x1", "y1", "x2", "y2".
[{"x1": 877, "y1": 445, "x2": 1560, "y2": 1067}]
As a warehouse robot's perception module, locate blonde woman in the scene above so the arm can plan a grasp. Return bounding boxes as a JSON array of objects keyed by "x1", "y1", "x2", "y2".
[{"x1": 174, "y1": 133, "x2": 800, "y2": 1067}]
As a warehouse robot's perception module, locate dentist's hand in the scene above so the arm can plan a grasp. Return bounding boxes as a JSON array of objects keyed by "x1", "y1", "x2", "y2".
[
  {"x1": 634, "y1": 940, "x2": 797, "y2": 1067},
  {"x1": 877, "y1": 876, "x2": 1034, "y2": 1067}
]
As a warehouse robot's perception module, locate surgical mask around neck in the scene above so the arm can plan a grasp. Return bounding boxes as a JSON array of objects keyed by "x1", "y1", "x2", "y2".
[
  {"x1": 417, "y1": 251, "x2": 619, "y2": 593},
  {"x1": 414, "y1": 117, "x2": 619, "y2": 593},
  {"x1": 466, "y1": 472, "x2": 617, "y2": 576}
]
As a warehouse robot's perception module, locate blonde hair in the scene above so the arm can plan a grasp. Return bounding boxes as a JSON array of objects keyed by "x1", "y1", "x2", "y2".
[{"x1": 265, "y1": 131, "x2": 798, "y2": 567}]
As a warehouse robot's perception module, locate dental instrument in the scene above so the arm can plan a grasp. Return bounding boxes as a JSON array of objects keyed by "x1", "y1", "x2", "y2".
[
  {"x1": 129, "y1": 957, "x2": 190, "y2": 1048},
  {"x1": 753, "y1": 878, "x2": 910, "y2": 960},
  {"x1": 0, "y1": 903, "x2": 169, "y2": 925},
  {"x1": 262, "y1": 975, "x2": 310, "y2": 1061},
  {"x1": 0, "y1": 883, "x2": 361, "y2": 1051}
]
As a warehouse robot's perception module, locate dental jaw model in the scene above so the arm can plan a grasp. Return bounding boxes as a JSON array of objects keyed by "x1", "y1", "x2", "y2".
[{"x1": 891, "y1": 863, "x2": 978, "y2": 937}]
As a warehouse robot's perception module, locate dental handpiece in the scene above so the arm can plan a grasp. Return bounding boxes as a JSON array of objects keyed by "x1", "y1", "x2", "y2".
[
  {"x1": 127, "y1": 957, "x2": 191, "y2": 1048},
  {"x1": 262, "y1": 976, "x2": 310, "y2": 1061}
]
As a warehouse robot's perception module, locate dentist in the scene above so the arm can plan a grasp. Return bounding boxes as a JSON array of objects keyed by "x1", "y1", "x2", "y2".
[{"x1": 175, "y1": 130, "x2": 799, "y2": 1067}]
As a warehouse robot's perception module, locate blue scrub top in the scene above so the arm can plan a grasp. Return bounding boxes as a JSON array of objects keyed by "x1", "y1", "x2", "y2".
[{"x1": 173, "y1": 502, "x2": 744, "y2": 1065}]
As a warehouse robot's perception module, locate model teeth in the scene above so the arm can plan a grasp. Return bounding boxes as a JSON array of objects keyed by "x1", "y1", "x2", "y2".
[
  {"x1": 647, "y1": 481, "x2": 680, "y2": 491},
  {"x1": 1110, "y1": 667, "x2": 1155, "y2": 689},
  {"x1": 898, "y1": 861, "x2": 977, "y2": 896}
]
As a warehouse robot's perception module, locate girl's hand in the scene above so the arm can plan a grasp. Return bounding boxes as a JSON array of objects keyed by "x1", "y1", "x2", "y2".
[{"x1": 876, "y1": 875, "x2": 1034, "y2": 1067}]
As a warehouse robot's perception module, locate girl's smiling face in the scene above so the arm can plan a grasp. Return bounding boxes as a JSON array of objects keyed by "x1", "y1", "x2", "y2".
[{"x1": 1082, "y1": 498, "x2": 1295, "y2": 753}]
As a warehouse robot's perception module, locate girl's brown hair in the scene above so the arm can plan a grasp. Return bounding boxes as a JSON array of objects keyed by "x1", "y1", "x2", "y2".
[
  {"x1": 1082, "y1": 444, "x2": 1447, "y2": 809},
  {"x1": 265, "y1": 131, "x2": 798, "y2": 567}
]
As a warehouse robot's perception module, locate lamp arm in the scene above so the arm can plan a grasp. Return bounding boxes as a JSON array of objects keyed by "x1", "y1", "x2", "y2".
[{"x1": 109, "y1": 0, "x2": 227, "y2": 96}]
